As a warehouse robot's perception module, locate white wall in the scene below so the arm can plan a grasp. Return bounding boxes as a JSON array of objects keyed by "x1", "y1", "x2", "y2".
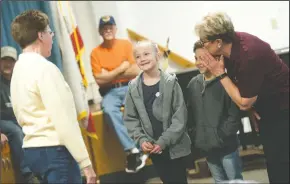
[
  {"x1": 90, "y1": 1, "x2": 289, "y2": 63},
  {"x1": 90, "y1": 1, "x2": 129, "y2": 40}
]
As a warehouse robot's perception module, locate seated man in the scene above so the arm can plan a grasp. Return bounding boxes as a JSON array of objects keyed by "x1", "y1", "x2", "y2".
[
  {"x1": 0, "y1": 46, "x2": 38, "y2": 183},
  {"x1": 90, "y1": 15, "x2": 146, "y2": 173}
]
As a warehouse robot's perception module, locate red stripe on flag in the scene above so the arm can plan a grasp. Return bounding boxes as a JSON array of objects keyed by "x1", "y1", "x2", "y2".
[
  {"x1": 87, "y1": 112, "x2": 96, "y2": 133},
  {"x1": 70, "y1": 27, "x2": 84, "y2": 56}
]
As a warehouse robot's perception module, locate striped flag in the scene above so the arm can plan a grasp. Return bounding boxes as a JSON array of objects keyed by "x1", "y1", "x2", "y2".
[
  {"x1": 58, "y1": 1, "x2": 88, "y2": 88},
  {"x1": 50, "y1": 1, "x2": 96, "y2": 133}
]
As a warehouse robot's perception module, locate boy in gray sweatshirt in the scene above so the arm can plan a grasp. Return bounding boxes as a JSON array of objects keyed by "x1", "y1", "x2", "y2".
[{"x1": 187, "y1": 41, "x2": 243, "y2": 183}]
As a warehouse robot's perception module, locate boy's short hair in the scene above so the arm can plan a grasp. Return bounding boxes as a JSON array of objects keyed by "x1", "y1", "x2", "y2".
[
  {"x1": 193, "y1": 40, "x2": 204, "y2": 52},
  {"x1": 11, "y1": 10, "x2": 49, "y2": 49}
]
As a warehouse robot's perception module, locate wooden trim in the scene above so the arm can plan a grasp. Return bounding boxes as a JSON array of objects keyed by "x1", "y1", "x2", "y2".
[{"x1": 127, "y1": 29, "x2": 196, "y2": 68}]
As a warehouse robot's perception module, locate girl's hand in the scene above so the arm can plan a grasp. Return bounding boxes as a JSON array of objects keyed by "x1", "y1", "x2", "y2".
[
  {"x1": 150, "y1": 144, "x2": 162, "y2": 154},
  {"x1": 141, "y1": 141, "x2": 154, "y2": 152}
]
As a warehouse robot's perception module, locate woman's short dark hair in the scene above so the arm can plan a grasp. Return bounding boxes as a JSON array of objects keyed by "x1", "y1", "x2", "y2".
[{"x1": 11, "y1": 10, "x2": 49, "y2": 49}]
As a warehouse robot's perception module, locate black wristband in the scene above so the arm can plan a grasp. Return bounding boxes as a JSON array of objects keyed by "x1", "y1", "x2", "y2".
[{"x1": 217, "y1": 72, "x2": 227, "y2": 80}]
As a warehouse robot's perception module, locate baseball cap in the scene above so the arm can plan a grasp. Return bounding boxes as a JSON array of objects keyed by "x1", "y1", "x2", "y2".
[
  {"x1": 99, "y1": 15, "x2": 116, "y2": 28},
  {"x1": 1, "y1": 46, "x2": 17, "y2": 61}
]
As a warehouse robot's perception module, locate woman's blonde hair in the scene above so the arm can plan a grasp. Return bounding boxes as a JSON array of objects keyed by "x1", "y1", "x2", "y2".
[{"x1": 194, "y1": 12, "x2": 235, "y2": 43}]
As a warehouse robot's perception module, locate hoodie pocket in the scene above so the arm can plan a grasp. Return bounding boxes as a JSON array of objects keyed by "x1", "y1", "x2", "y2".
[
  {"x1": 202, "y1": 126, "x2": 224, "y2": 150},
  {"x1": 193, "y1": 125, "x2": 205, "y2": 148},
  {"x1": 214, "y1": 128, "x2": 224, "y2": 146},
  {"x1": 171, "y1": 133, "x2": 192, "y2": 157}
]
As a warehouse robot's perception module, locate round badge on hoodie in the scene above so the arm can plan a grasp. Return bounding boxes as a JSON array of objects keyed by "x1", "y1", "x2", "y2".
[{"x1": 155, "y1": 92, "x2": 160, "y2": 97}]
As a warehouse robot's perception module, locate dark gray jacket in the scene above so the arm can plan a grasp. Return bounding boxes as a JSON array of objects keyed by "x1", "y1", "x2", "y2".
[
  {"x1": 187, "y1": 74, "x2": 240, "y2": 155},
  {"x1": 124, "y1": 71, "x2": 191, "y2": 159},
  {"x1": 0, "y1": 75, "x2": 16, "y2": 121}
]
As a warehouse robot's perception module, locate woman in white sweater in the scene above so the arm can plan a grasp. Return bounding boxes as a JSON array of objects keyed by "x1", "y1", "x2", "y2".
[{"x1": 10, "y1": 9, "x2": 96, "y2": 184}]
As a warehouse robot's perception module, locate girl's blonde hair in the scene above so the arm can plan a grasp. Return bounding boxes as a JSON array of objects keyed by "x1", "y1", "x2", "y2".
[{"x1": 133, "y1": 40, "x2": 160, "y2": 57}]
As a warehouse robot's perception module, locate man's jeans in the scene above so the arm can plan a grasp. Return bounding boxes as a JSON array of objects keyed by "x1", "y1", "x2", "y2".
[
  {"x1": 0, "y1": 120, "x2": 31, "y2": 181},
  {"x1": 24, "y1": 146, "x2": 81, "y2": 183},
  {"x1": 102, "y1": 86, "x2": 135, "y2": 151},
  {"x1": 207, "y1": 149, "x2": 243, "y2": 183}
]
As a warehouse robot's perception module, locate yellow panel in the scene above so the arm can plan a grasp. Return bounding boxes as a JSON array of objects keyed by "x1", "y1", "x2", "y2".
[
  {"x1": 84, "y1": 110, "x2": 152, "y2": 176},
  {"x1": 1, "y1": 144, "x2": 15, "y2": 183},
  {"x1": 80, "y1": 128, "x2": 98, "y2": 176},
  {"x1": 90, "y1": 111, "x2": 127, "y2": 176}
]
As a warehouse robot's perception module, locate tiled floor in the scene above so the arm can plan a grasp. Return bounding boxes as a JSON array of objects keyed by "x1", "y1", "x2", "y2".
[{"x1": 146, "y1": 169, "x2": 269, "y2": 183}]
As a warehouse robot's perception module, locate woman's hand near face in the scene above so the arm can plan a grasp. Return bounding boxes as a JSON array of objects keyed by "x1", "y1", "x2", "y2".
[{"x1": 198, "y1": 49, "x2": 225, "y2": 76}]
